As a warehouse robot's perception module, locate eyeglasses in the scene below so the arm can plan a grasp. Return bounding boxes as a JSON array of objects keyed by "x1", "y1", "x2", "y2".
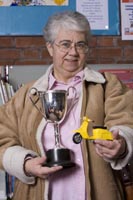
[{"x1": 54, "y1": 41, "x2": 89, "y2": 54}]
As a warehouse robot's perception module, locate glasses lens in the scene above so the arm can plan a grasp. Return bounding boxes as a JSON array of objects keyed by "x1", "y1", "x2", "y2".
[
  {"x1": 76, "y1": 42, "x2": 88, "y2": 53},
  {"x1": 59, "y1": 41, "x2": 71, "y2": 52}
]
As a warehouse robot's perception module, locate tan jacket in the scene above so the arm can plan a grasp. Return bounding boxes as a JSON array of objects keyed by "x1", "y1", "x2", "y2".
[{"x1": 0, "y1": 65, "x2": 133, "y2": 200}]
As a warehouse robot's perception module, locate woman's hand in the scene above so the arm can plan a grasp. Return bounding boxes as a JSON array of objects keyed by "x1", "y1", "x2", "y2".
[
  {"x1": 94, "y1": 130, "x2": 127, "y2": 160},
  {"x1": 24, "y1": 156, "x2": 63, "y2": 179}
]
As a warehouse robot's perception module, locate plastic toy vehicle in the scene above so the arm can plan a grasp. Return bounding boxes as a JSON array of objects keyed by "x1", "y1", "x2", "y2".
[{"x1": 73, "y1": 116, "x2": 113, "y2": 144}]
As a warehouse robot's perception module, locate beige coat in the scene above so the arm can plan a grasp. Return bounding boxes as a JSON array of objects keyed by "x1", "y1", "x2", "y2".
[{"x1": 0, "y1": 66, "x2": 133, "y2": 200}]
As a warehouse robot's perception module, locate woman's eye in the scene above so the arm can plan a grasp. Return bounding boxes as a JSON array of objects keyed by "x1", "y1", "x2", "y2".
[
  {"x1": 61, "y1": 42, "x2": 70, "y2": 48},
  {"x1": 77, "y1": 43, "x2": 85, "y2": 49}
]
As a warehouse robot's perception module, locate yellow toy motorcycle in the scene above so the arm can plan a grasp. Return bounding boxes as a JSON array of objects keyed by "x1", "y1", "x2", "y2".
[{"x1": 73, "y1": 116, "x2": 113, "y2": 144}]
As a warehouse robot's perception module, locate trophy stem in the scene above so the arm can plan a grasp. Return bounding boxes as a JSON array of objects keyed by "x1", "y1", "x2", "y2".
[{"x1": 54, "y1": 122, "x2": 61, "y2": 148}]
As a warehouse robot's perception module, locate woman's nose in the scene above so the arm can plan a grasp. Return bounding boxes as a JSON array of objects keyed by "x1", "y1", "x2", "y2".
[{"x1": 68, "y1": 44, "x2": 78, "y2": 55}]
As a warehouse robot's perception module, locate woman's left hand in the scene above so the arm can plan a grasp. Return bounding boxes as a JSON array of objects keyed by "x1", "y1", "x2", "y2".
[{"x1": 94, "y1": 130, "x2": 127, "y2": 160}]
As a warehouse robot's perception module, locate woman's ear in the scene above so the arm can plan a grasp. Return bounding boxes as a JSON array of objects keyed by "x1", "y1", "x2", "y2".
[{"x1": 46, "y1": 42, "x2": 53, "y2": 57}]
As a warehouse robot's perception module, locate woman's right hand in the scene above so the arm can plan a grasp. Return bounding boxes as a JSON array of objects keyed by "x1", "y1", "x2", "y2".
[{"x1": 24, "y1": 156, "x2": 63, "y2": 179}]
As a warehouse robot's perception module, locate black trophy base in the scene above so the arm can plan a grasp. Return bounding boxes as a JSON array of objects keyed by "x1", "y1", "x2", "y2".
[{"x1": 44, "y1": 148, "x2": 75, "y2": 168}]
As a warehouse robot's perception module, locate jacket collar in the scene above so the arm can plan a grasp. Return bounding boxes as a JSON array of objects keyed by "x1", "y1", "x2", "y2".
[
  {"x1": 30, "y1": 64, "x2": 106, "y2": 94},
  {"x1": 84, "y1": 66, "x2": 105, "y2": 83}
]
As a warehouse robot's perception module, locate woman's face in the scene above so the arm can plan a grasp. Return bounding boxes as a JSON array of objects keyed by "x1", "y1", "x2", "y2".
[{"x1": 46, "y1": 28, "x2": 88, "y2": 82}]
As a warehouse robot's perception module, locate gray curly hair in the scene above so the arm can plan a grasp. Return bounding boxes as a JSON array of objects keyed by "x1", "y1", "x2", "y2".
[{"x1": 43, "y1": 10, "x2": 91, "y2": 43}]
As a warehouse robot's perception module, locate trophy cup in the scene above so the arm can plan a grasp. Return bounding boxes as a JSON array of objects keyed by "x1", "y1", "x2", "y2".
[{"x1": 29, "y1": 87, "x2": 76, "y2": 168}]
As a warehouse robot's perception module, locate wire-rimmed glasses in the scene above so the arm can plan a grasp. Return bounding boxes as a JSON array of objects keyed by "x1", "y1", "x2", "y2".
[{"x1": 54, "y1": 40, "x2": 89, "y2": 54}]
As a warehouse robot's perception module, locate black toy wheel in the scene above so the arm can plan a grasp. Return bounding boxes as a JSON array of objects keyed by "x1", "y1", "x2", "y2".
[{"x1": 73, "y1": 133, "x2": 82, "y2": 144}]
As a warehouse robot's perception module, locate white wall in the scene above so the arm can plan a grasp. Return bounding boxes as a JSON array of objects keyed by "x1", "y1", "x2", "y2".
[{"x1": 8, "y1": 64, "x2": 133, "y2": 90}]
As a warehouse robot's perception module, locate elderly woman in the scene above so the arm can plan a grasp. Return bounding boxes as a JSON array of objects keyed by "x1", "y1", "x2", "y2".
[{"x1": 0, "y1": 11, "x2": 133, "y2": 200}]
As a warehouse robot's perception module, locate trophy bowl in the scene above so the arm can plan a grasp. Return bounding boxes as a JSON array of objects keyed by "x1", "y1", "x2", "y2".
[{"x1": 40, "y1": 90, "x2": 67, "y2": 123}]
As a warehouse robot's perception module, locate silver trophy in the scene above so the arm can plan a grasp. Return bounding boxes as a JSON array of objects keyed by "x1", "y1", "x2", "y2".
[{"x1": 29, "y1": 87, "x2": 76, "y2": 168}]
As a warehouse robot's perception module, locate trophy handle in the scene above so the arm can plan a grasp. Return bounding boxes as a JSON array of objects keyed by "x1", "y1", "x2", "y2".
[
  {"x1": 67, "y1": 86, "x2": 77, "y2": 114},
  {"x1": 29, "y1": 87, "x2": 46, "y2": 119}
]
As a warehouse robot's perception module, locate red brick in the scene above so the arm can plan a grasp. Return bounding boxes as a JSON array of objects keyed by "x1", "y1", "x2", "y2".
[
  {"x1": 15, "y1": 36, "x2": 45, "y2": 48},
  {"x1": 124, "y1": 48, "x2": 133, "y2": 58},
  {"x1": 97, "y1": 48, "x2": 122, "y2": 58},
  {"x1": 98, "y1": 58, "x2": 115, "y2": 64},
  {"x1": 0, "y1": 49, "x2": 20, "y2": 59},
  {"x1": 23, "y1": 49, "x2": 39, "y2": 59},
  {"x1": 117, "y1": 60, "x2": 133, "y2": 64},
  {"x1": 97, "y1": 37, "x2": 114, "y2": 47},
  {"x1": 41, "y1": 49, "x2": 51, "y2": 59},
  {"x1": 89, "y1": 36, "x2": 97, "y2": 47},
  {"x1": 117, "y1": 38, "x2": 133, "y2": 46},
  {"x1": 0, "y1": 60, "x2": 15, "y2": 65},
  {"x1": 15, "y1": 59, "x2": 52, "y2": 65},
  {"x1": 0, "y1": 37, "x2": 14, "y2": 47}
]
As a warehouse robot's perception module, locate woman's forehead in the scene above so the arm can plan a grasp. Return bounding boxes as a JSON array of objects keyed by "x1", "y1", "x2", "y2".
[{"x1": 55, "y1": 29, "x2": 87, "y2": 41}]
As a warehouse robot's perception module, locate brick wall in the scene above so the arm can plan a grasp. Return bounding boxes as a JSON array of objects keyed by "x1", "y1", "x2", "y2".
[{"x1": 0, "y1": 35, "x2": 133, "y2": 66}]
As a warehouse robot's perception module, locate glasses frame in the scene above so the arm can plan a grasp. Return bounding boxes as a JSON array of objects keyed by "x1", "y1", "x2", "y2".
[{"x1": 54, "y1": 40, "x2": 89, "y2": 54}]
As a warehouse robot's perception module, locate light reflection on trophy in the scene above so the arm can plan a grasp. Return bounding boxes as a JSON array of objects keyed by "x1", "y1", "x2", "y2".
[{"x1": 29, "y1": 87, "x2": 76, "y2": 168}]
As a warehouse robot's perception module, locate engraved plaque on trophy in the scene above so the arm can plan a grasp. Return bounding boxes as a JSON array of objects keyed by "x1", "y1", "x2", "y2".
[{"x1": 29, "y1": 87, "x2": 76, "y2": 168}]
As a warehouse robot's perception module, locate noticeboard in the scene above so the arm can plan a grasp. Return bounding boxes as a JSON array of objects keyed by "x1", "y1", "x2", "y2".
[{"x1": 0, "y1": 0, "x2": 120, "y2": 36}]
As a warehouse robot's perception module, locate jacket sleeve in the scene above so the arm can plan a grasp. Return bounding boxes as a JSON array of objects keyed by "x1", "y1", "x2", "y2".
[
  {"x1": 103, "y1": 72, "x2": 133, "y2": 169},
  {"x1": 0, "y1": 83, "x2": 38, "y2": 183},
  {"x1": 109, "y1": 126, "x2": 133, "y2": 169},
  {"x1": 104, "y1": 72, "x2": 133, "y2": 128}
]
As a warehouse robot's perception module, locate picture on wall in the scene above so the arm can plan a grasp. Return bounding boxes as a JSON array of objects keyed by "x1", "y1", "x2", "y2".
[
  {"x1": 121, "y1": 0, "x2": 133, "y2": 40},
  {"x1": 0, "y1": 0, "x2": 68, "y2": 6}
]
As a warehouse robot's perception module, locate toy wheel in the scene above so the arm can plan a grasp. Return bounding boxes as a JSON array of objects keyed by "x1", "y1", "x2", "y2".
[{"x1": 73, "y1": 133, "x2": 82, "y2": 144}]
